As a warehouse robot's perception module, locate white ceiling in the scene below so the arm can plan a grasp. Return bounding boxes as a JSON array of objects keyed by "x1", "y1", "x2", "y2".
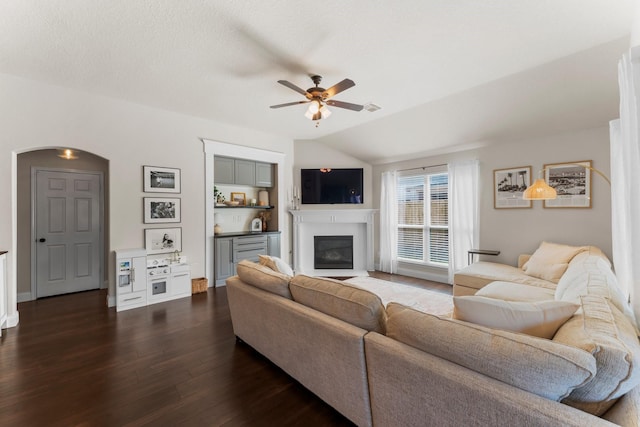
[{"x1": 0, "y1": 1, "x2": 634, "y2": 164}]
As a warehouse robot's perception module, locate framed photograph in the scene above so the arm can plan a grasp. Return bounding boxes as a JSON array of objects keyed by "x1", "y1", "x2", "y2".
[
  {"x1": 145, "y1": 227, "x2": 182, "y2": 255},
  {"x1": 143, "y1": 165, "x2": 181, "y2": 193},
  {"x1": 544, "y1": 160, "x2": 592, "y2": 208},
  {"x1": 230, "y1": 192, "x2": 246, "y2": 205},
  {"x1": 144, "y1": 197, "x2": 181, "y2": 223},
  {"x1": 494, "y1": 166, "x2": 532, "y2": 209}
]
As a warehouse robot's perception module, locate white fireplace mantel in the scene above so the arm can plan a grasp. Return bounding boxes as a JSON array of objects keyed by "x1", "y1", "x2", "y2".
[{"x1": 290, "y1": 209, "x2": 377, "y2": 276}]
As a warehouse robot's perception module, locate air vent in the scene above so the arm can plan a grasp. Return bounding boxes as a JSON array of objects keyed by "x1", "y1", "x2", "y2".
[{"x1": 364, "y1": 102, "x2": 381, "y2": 112}]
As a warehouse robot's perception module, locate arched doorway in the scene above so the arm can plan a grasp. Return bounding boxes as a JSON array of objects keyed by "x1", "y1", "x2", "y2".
[{"x1": 16, "y1": 148, "x2": 109, "y2": 301}]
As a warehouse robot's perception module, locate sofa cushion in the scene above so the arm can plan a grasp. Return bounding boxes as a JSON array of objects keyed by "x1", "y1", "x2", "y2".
[
  {"x1": 258, "y1": 254, "x2": 294, "y2": 276},
  {"x1": 454, "y1": 261, "x2": 556, "y2": 293},
  {"x1": 476, "y1": 281, "x2": 555, "y2": 302},
  {"x1": 386, "y1": 302, "x2": 596, "y2": 401},
  {"x1": 289, "y1": 275, "x2": 386, "y2": 333},
  {"x1": 522, "y1": 241, "x2": 587, "y2": 284},
  {"x1": 554, "y1": 295, "x2": 640, "y2": 416},
  {"x1": 555, "y1": 254, "x2": 637, "y2": 330},
  {"x1": 452, "y1": 296, "x2": 578, "y2": 339},
  {"x1": 236, "y1": 260, "x2": 292, "y2": 299}
]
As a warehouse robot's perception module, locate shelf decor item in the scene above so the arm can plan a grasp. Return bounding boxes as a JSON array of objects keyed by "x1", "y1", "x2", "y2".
[
  {"x1": 143, "y1": 165, "x2": 181, "y2": 193},
  {"x1": 230, "y1": 192, "x2": 246, "y2": 205}
]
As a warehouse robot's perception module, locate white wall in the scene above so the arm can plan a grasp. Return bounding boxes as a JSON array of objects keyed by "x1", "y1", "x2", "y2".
[
  {"x1": 373, "y1": 126, "x2": 612, "y2": 281},
  {"x1": 0, "y1": 73, "x2": 294, "y2": 322}
]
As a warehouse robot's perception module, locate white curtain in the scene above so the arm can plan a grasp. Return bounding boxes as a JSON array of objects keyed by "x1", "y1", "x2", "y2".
[
  {"x1": 448, "y1": 160, "x2": 479, "y2": 284},
  {"x1": 611, "y1": 49, "x2": 640, "y2": 325},
  {"x1": 379, "y1": 170, "x2": 398, "y2": 273}
]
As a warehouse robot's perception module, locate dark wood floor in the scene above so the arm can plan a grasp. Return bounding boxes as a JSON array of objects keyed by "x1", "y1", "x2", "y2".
[{"x1": 0, "y1": 272, "x2": 449, "y2": 426}]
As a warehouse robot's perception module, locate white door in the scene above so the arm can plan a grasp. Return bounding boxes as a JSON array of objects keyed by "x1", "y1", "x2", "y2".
[{"x1": 35, "y1": 170, "x2": 102, "y2": 298}]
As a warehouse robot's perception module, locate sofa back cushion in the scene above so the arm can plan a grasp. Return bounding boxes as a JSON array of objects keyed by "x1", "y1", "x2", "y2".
[
  {"x1": 554, "y1": 295, "x2": 640, "y2": 415},
  {"x1": 386, "y1": 302, "x2": 596, "y2": 401},
  {"x1": 289, "y1": 275, "x2": 386, "y2": 333},
  {"x1": 236, "y1": 260, "x2": 292, "y2": 299},
  {"x1": 452, "y1": 296, "x2": 578, "y2": 339},
  {"x1": 522, "y1": 241, "x2": 588, "y2": 283}
]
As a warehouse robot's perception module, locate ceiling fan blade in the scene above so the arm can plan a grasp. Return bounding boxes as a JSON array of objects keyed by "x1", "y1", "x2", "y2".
[
  {"x1": 325, "y1": 99, "x2": 364, "y2": 111},
  {"x1": 277, "y1": 80, "x2": 309, "y2": 97},
  {"x1": 270, "y1": 100, "x2": 310, "y2": 109},
  {"x1": 323, "y1": 79, "x2": 355, "y2": 99}
]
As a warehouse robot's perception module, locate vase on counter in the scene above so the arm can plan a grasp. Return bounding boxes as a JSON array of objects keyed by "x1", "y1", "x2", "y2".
[
  {"x1": 258, "y1": 190, "x2": 269, "y2": 207},
  {"x1": 214, "y1": 224, "x2": 222, "y2": 235}
]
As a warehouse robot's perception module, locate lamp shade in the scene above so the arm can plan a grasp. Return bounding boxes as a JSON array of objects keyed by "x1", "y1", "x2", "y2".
[{"x1": 522, "y1": 178, "x2": 557, "y2": 200}]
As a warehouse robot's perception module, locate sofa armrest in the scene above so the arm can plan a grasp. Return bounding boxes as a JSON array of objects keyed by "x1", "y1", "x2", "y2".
[
  {"x1": 364, "y1": 332, "x2": 615, "y2": 427},
  {"x1": 518, "y1": 254, "x2": 531, "y2": 269}
]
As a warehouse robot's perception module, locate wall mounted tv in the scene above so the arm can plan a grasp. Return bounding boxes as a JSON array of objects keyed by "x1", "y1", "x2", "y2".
[{"x1": 301, "y1": 168, "x2": 363, "y2": 204}]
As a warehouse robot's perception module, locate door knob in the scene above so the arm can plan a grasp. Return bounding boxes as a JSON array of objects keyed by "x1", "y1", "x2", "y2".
[{"x1": 39, "y1": 238, "x2": 46, "y2": 243}]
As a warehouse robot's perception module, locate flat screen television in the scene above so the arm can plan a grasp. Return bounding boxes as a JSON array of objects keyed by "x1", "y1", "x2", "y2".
[{"x1": 301, "y1": 168, "x2": 363, "y2": 204}]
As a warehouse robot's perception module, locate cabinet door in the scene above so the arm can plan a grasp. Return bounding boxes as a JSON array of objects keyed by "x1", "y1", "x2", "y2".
[
  {"x1": 172, "y1": 272, "x2": 191, "y2": 296},
  {"x1": 267, "y1": 234, "x2": 281, "y2": 257},
  {"x1": 131, "y1": 256, "x2": 147, "y2": 292},
  {"x1": 215, "y1": 238, "x2": 234, "y2": 283},
  {"x1": 234, "y1": 159, "x2": 255, "y2": 186},
  {"x1": 255, "y1": 162, "x2": 273, "y2": 187},
  {"x1": 214, "y1": 157, "x2": 235, "y2": 184}
]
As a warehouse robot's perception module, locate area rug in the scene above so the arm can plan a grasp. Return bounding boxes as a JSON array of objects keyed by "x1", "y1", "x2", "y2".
[{"x1": 344, "y1": 276, "x2": 453, "y2": 317}]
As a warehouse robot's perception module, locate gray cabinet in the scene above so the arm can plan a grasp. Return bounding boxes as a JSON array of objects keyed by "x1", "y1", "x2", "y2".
[
  {"x1": 234, "y1": 159, "x2": 256, "y2": 186},
  {"x1": 214, "y1": 237, "x2": 235, "y2": 285},
  {"x1": 214, "y1": 156, "x2": 273, "y2": 188},
  {"x1": 267, "y1": 233, "x2": 281, "y2": 257},
  {"x1": 214, "y1": 157, "x2": 235, "y2": 184},
  {"x1": 214, "y1": 233, "x2": 281, "y2": 285},
  {"x1": 255, "y1": 162, "x2": 273, "y2": 187}
]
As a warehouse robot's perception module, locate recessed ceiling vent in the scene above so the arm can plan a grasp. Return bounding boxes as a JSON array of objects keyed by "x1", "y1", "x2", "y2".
[{"x1": 364, "y1": 102, "x2": 381, "y2": 112}]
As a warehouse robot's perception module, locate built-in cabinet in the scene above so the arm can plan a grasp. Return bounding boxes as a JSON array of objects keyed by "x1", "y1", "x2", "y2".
[
  {"x1": 215, "y1": 156, "x2": 273, "y2": 187},
  {"x1": 214, "y1": 232, "x2": 281, "y2": 285},
  {"x1": 0, "y1": 251, "x2": 7, "y2": 336}
]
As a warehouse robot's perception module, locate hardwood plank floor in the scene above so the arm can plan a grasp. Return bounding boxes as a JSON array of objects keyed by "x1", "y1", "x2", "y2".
[{"x1": 0, "y1": 272, "x2": 449, "y2": 426}]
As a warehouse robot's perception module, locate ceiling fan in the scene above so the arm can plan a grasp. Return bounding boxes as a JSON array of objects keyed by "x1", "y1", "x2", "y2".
[{"x1": 270, "y1": 75, "x2": 364, "y2": 122}]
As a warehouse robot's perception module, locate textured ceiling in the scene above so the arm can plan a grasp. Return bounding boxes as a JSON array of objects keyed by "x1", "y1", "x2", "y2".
[{"x1": 0, "y1": 1, "x2": 634, "y2": 163}]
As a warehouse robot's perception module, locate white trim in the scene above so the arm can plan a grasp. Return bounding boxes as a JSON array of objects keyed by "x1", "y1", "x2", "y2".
[
  {"x1": 17, "y1": 292, "x2": 32, "y2": 303},
  {"x1": 202, "y1": 139, "x2": 286, "y2": 287}
]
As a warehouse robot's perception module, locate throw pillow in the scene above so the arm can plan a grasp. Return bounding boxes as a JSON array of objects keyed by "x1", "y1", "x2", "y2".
[
  {"x1": 522, "y1": 241, "x2": 588, "y2": 283},
  {"x1": 258, "y1": 254, "x2": 294, "y2": 276},
  {"x1": 452, "y1": 296, "x2": 579, "y2": 339}
]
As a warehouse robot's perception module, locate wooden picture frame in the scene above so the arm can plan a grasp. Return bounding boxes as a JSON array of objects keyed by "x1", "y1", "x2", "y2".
[
  {"x1": 144, "y1": 227, "x2": 182, "y2": 255},
  {"x1": 543, "y1": 160, "x2": 592, "y2": 208},
  {"x1": 143, "y1": 165, "x2": 181, "y2": 193},
  {"x1": 493, "y1": 166, "x2": 532, "y2": 209},
  {"x1": 144, "y1": 197, "x2": 181, "y2": 224},
  {"x1": 230, "y1": 192, "x2": 246, "y2": 205}
]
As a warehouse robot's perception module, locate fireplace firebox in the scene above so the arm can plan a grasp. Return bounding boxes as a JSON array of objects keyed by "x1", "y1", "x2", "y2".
[{"x1": 314, "y1": 235, "x2": 354, "y2": 269}]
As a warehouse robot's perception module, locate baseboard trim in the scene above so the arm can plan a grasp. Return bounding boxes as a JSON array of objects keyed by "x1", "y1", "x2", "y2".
[
  {"x1": 7, "y1": 312, "x2": 19, "y2": 328},
  {"x1": 106, "y1": 294, "x2": 116, "y2": 308},
  {"x1": 17, "y1": 292, "x2": 33, "y2": 303}
]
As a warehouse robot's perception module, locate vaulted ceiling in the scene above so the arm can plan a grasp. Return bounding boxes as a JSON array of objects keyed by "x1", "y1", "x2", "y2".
[{"x1": 0, "y1": 1, "x2": 634, "y2": 163}]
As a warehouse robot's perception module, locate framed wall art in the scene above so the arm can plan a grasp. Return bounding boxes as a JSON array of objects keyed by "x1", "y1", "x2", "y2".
[
  {"x1": 144, "y1": 197, "x2": 181, "y2": 223},
  {"x1": 230, "y1": 192, "x2": 246, "y2": 205},
  {"x1": 143, "y1": 165, "x2": 181, "y2": 193},
  {"x1": 543, "y1": 160, "x2": 592, "y2": 208},
  {"x1": 145, "y1": 227, "x2": 182, "y2": 255},
  {"x1": 493, "y1": 166, "x2": 532, "y2": 209}
]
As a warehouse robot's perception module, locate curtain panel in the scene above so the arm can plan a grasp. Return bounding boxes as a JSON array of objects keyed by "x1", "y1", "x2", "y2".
[{"x1": 379, "y1": 170, "x2": 398, "y2": 273}]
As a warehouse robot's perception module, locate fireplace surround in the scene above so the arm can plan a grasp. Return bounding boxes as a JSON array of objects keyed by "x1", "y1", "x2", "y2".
[{"x1": 290, "y1": 209, "x2": 377, "y2": 276}]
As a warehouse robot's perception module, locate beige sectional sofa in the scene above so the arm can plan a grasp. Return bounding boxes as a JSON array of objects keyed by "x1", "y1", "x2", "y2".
[{"x1": 226, "y1": 243, "x2": 640, "y2": 426}]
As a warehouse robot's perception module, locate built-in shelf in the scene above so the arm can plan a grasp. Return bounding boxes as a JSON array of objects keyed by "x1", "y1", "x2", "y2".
[{"x1": 214, "y1": 205, "x2": 274, "y2": 209}]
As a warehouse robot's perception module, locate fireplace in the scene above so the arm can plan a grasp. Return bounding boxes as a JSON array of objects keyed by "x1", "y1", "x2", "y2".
[{"x1": 314, "y1": 236, "x2": 354, "y2": 270}]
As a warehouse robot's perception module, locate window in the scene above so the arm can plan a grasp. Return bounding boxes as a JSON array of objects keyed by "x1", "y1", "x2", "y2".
[{"x1": 396, "y1": 171, "x2": 449, "y2": 266}]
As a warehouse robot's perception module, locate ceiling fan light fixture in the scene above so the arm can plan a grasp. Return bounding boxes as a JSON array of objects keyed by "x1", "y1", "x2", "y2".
[
  {"x1": 320, "y1": 105, "x2": 331, "y2": 119},
  {"x1": 307, "y1": 100, "x2": 320, "y2": 115}
]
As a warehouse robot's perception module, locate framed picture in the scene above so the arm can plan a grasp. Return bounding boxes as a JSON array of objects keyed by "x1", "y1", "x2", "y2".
[
  {"x1": 543, "y1": 160, "x2": 592, "y2": 208},
  {"x1": 144, "y1": 197, "x2": 181, "y2": 223},
  {"x1": 493, "y1": 166, "x2": 532, "y2": 209},
  {"x1": 143, "y1": 165, "x2": 181, "y2": 193},
  {"x1": 230, "y1": 192, "x2": 246, "y2": 205},
  {"x1": 145, "y1": 227, "x2": 182, "y2": 255}
]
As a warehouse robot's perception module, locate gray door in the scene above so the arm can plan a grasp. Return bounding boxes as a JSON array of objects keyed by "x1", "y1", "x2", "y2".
[{"x1": 35, "y1": 170, "x2": 102, "y2": 298}]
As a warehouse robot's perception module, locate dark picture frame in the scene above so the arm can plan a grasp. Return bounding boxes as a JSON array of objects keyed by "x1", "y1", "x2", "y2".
[
  {"x1": 143, "y1": 165, "x2": 181, "y2": 193},
  {"x1": 493, "y1": 166, "x2": 532, "y2": 209},
  {"x1": 144, "y1": 197, "x2": 181, "y2": 224},
  {"x1": 144, "y1": 227, "x2": 182, "y2": 255}
]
